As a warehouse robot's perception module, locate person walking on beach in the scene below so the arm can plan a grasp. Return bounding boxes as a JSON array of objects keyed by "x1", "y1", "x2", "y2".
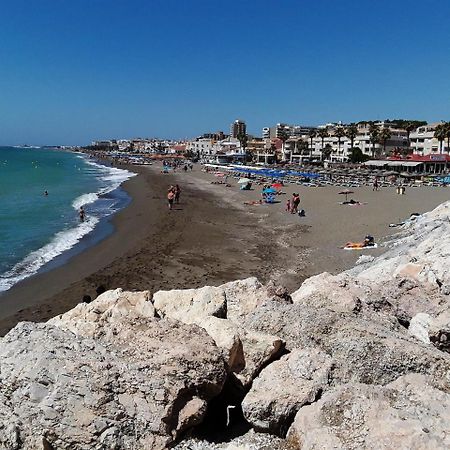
[
  {"x1": 373, "y1": 177, "x2": 379, "y2": 191},
  {"x1": 79, "y1": 206, "x2": 86, "y2": 222},
  {"x1": 167, "y1": 189, "x2": 175, "y2": 210},
  {"x1": 174, "y1": 184, "x2": 181, "y2": 204},
  {"x1": 285, "y1": 198, "x2": 291, "y2": 212},
  {"x1": 291, "y1": 193, "x2": 300, "y2": 214}
]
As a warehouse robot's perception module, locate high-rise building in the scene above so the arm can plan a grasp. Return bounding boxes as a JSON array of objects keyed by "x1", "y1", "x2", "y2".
[{"x1": 230, "y1": 119, "x2": 247, "y2": 138}]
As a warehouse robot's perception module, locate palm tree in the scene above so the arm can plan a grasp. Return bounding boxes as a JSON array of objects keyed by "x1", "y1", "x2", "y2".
[
  {"x1": 278, "y1": 129, "x2": 290, "y2": 161},
  {"x1": 236, "y1": 133, "x2": 248, "y2": 157},
  {"x1": 379, "y1": 127, "x2": 392, "y2": 156},
  {"x1": 317, "y1": 127, "x2": 329, "y2": 161},
  {"x1": 322, "y1": 143, "x2": 333, "y2": 161},
  {"x1": 434, "y1": 124, "x2": 446, "y2": 154},
  {"x1": 404, "y1": 121, "x2": 416, "y2": 145},
  {"x1": 308, "y1": 129, "x2": 317, "y2": 159},
  {"x1": 345, "y1": 123, "x2": 358, "y2": 150},
  {"x1": 369, "y1": 124, "x2": 379, "y2": 158},
  {"x1": 334, "y1": 126, "x2": 345, "y2": 155}
]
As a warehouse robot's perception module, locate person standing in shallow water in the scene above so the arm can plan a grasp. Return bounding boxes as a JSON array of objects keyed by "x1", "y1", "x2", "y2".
[
  {"x1": 79, "y1": 206, "x2": 86, "y2": 222},
  {"x1": 174, "y1": 184, "x2": 181, "y2": 204}
]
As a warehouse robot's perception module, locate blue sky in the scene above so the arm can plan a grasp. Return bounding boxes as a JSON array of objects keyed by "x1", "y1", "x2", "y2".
[{"x1": 1, "y1": 0, "x2": 449, "y2": 145}]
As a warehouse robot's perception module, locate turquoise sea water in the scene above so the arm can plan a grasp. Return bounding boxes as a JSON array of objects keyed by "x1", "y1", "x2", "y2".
[{"x1": 0, "y1": 147, "x2": 134, "y2": 292}]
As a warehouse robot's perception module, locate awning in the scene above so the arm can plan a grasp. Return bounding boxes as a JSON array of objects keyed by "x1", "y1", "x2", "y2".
[
  {"x1": 400, "y1": 161, "x2": 423, "y2": 167},
  {"x1": 364, "y1": 160, "x2": 388, "y2": 166}
]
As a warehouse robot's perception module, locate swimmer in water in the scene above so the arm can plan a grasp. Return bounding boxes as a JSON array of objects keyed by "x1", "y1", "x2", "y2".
[
  {"x1": 44, "y1": 190, "x2": 48, "y2": 196},
  {"x1": 79, "y1": 206, "x2": 86, "y2": 222}
]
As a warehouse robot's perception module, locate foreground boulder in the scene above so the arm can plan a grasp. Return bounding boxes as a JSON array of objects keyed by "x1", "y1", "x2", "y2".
[
  {"x1": 287, "y1": 374, "x2": 450, "y2": 449},
  {"x1": 0, "y1": 292, "x2": 227, "y2": 449},
  {"x1": 242, "y1": 348, "x2": 332, "y2": 435}
]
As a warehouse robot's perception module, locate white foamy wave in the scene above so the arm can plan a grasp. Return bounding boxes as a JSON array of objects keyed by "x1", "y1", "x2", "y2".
[
  {"x1": 0, "y1": 216, "x2": 100, "y2": 292},
  {"x1": 72, "y1": 193, "x2": 99, "y2": 209},
  {"x1": 82, "y1": 157, "x2": 136, "y2": 196}
]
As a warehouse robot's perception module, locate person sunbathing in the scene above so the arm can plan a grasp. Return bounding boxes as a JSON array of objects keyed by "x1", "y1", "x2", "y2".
[{"x1": 343, "y1": 235, "x2": 375, "y2": 249}]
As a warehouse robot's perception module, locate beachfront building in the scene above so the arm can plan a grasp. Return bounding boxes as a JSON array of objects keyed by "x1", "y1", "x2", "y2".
[
  {"x1": 262, "y1": 123, "x2": 316, "y2": 140},
  {"x1": 364, "y1": 154, "x2": 450, "y2": 174},
  {"x1": 187, "y1": 136, "x2": 246, "y2": 163},
  {"x1": 254, "y1": 138, "x2": 282, "y2": 164},
  {"x1": 410, "y1": 123, "x2": 448, "y2": 155},
  {"x1": 297, "y1": 122, "x2": 410, "y2": 162},
  {"x1": 230, "y1": 119, "x2": 246, "y2": 138}
]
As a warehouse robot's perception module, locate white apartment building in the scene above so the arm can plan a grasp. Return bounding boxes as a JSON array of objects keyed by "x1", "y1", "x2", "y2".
[
  {"x1": 188, "y1": 137, "x2": 245, "y2": 162},
  {"x1": 283, "y1": 122, "x2": 409, "y2": 162},
  {"x1": 410, "y1": 123, "x2": 446, "y2": 155}
]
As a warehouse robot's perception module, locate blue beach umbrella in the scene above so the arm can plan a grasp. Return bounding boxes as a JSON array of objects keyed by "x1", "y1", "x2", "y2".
[{"x1": 263, "y1": 187, "x2": 277, "y2": 194}]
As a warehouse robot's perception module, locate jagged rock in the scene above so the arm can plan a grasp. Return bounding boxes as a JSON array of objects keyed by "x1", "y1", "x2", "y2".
[
  {"x1": 287, "y1": 374, "x2": 450, "y2": 450},
  {"x1": 408, "y1": 312, "x2": 432, "y2": 344},
  {"x1": 243, "y1": 301, "x2": 450, "y2": 387},
  {"x1": 236, "y1": 330, "x2": 284, "y2": 386},
  {"x1": 173, "y1": 429, "x2": 287, "y2": 449},
  {"x1": 49, "y1": 288, "x2": 155, "y2": 336},
  {"x1": 0, "y1": 313, "x2": 227, "y2": 449},
  {"x1": 220, "y1": 277, "x2": 271, "y2": 322},
  {"x1": 242, "y1": 348, "x2": 332, "y2": 435},
  {"x1": 291, "y1": 272, "x2": 361, "y2": 313},
  {"x1": 200, "y1": 317, "x2": 245, "y2": 372},
  {"x1": 153, "y1": 286, "x2": 227, "y2": 324}
]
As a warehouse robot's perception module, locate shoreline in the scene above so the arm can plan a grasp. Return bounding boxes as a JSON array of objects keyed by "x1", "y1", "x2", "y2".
[{"x1": 1, "y1": 162, "x2": 449, "y2": 335}]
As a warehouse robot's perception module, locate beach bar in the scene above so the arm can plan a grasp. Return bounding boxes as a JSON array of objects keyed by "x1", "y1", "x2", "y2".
[{"x1": 364, "y1": 155, "x2": 450, "y2": 174}]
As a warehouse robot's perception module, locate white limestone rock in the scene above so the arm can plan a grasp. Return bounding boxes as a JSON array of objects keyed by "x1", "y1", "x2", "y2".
[
  {"x1": 287, "y1": 374, "x2": 450, "y2": 450},
  {"x1": 408, "y1": 312, "x2": 432, "y2": 344},
  {"x1": 242, "y1": 348, "x2": 333, "y2": 434},
  {"x1": 153, "y1": 285, "x2": 227, "y2": 325}
]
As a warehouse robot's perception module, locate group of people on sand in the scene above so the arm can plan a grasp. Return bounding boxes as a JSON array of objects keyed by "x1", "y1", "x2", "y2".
[
  {"x1": 286, "y1": 193, "x2": 301, "y2": 214},
  {"x1": 167, "y1": 184, "x2": 181, "y2": 210}
]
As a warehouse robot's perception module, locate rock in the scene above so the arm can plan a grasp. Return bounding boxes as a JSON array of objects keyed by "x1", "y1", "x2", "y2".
[
  {"x1": 220, "y1": 277, "x2": 272, "y2": 322},
  {"x1": 173, "y1": 429, "x2": 287, "y2": 449},
  {"x1": 236, "y1": 330, "x2": 284, "y2": 386},
  {"x1": 242, "y1": 348, "x2": 332, "y2": 435},
  {"x1": 153, "y1": 286, "x2": 227, "y2": 325},
  {"x1": 242, "y1": 301, "x2": 450, "y2": 387},
  {"x1": 0, "y1": 313, "x2": 227, "y2": 449},
  {"x1": 408, "y1": 312, "x2": 432, "y2": 344},
  {"x1": 291, "y1": 273, "x2": 362, "y2": 313},
  {"x1": 287, "y1": 374, "x2": 450, "y2": 450},
  {"x1": 49, "y1": 288, "x2": 155, "y2": 337},
  {"x1": 200, "y1": 317, "x2": 245, "y2": 372}
]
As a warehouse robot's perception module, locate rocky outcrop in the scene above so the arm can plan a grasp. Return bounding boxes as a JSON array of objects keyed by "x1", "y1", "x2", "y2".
[
  {"x1": 287, "y1": 374, "x2": 450, "y2": 450},
  {"x1": 3, "y1": 202, "x2": 450, "y2": 448},
  {"x1": 242, "y1": 348, "x2": 332, "y2": 435},
  {"x1": 0, "y1": 291, "x2": 227, "y2": 449}
]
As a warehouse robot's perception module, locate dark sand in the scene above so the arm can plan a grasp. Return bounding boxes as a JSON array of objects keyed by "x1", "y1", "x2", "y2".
[{"x1": 1, "y1": 162, "x2": 449, "y2": 335}]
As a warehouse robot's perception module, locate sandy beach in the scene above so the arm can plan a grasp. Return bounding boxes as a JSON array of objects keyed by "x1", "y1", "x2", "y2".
[{"x1": 0, "y1": 162, "x2": 449, "y2": 335}]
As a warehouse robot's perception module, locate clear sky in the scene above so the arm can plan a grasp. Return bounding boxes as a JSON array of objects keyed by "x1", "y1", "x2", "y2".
[{"x1": 1, "y1": 0, "x2": 450, "y2": 145}]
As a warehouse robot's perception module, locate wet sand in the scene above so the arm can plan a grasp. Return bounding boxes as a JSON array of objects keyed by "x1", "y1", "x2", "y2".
[{"x1": 0, "y1": 163, "x2": 449, "y2": 335}]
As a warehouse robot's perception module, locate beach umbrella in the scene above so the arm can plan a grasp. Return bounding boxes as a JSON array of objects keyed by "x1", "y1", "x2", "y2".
[
  {"x1": 338, "y1": 189, "x2": 354, "y2": 202},
  {"x1": 271, "y1": 183, "x2": 283, "y2": 189},
  {"x1": 263, "y1": 187, "x2": 277, "y2": 194},
  {"x1": 238, "y1": 177, "x2": 251, "y2": 184}
]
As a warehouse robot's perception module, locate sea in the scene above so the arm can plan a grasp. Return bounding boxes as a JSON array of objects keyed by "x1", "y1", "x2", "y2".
[{"x1": 0, "y1": 146, "x2": 135, "y2": 292}]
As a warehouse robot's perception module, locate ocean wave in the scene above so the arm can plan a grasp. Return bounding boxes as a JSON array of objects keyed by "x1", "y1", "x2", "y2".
[
  {"x1": 72, "y1": 192, "x2": 99, "y2": 209},
  {"x1": 0, "y1": 154, "x2": 136, "y2": 292},
  {"x1": 0, "y1": 216, "x2": 99, "y2": 292}
]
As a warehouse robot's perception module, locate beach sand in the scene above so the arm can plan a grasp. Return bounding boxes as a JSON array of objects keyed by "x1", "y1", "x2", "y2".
[{"x1": 0, "y1": 162, "x2": 449, "y2": 335}]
